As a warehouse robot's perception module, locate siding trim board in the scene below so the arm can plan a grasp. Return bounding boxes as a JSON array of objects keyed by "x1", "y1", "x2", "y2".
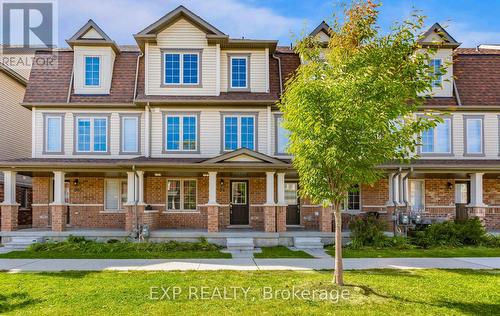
[
  {"x1": 161, "y1": 111, "x2": 201, "y2": 154},
  {"x1": 463, "y1": 115, "x2": 485, "y2": 157},
  {"x1": 72, "y1": 113, "x2": 112, "y2": 155},
  {"x1": 42, "y1": 113, "x2": 65, "y2": 155}
]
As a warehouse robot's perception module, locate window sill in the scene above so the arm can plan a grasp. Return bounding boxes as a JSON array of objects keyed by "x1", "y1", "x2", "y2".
[
  {"x1": 100, "y1": 210, "x2": 126, "y2": 214},
  {"x1": 164, "y1": 210, "x2": 200, "y2": 214}
]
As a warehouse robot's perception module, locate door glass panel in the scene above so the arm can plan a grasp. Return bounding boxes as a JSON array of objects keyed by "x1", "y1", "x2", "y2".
[
  {"x1": 285, "y1": 183, "x2": 298, "y2": 205},
  {"x1": 455, "y1": 183, "x2": 468, "y2": 204},
  {"x1": 231, "y1": 182, "x2": 247, "y2": 204}
]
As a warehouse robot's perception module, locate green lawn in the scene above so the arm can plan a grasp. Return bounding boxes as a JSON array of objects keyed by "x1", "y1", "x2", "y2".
[
  {"x1": 325, "y1": 246, "x2": 500, "y2": 258},
  {"x1": 254, "y1": 246, "x2": 314, "y2": 258},
  {"x1": 0, "y1": 270, "x2": 499, "y2": 315}
]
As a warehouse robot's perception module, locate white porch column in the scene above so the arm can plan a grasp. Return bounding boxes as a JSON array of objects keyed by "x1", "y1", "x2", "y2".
[
  {"x1": 52, "y1": 171, "x2": 65, "y2": 205},
  {"x1": 126, "y1": 171, "x2": 136, "y2": 204},
  {"x1": 208, "y1": 172, "x2": 218, "y2": 205},
  {"x1": 136, "y1": 171, "x2": 145, "y2": 205},
  {"x1": 2, "y1": 171, "x2": 17, "y2": 205},
  {"x1": 468, "y1": 173, "x2": 486, "y2": 207},
  {"x1": 266, "y1": 171, "x2": 275, "y2": 205},
  {"x1": 399, "y1": 172, "x2": 409, "y2": 206},
  {"x1": 277, "y1": 173, "x2": 286, "y2": 205},
  {"x1": 386, "y1": 172, "x2": 395, "y2": 206}
]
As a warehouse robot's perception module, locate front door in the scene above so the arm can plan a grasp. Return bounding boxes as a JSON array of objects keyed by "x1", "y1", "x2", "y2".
[
  {"x1": 285, "y1": 182, "x2": 300, "y2": 225},
  {"x1": 230, "y1": 180, "x2": 249, "y2": 225},
  {"x1": 455, "y1": 182, "x2": 470, "y2": 221}
]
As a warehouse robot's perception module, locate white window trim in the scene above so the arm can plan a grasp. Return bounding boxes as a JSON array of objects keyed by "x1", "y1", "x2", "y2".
[
  {"x1": 465, "y1": 117, "x2": 484, "y2": 155},
  {"x1": 76, "y1": 117, "x2": 109, "y2": 153},
  {"x1": 121, "y1": 116, "x2": 139, "y2": 153},
  {"x1": 230, "y1": 56, "x2": 249, "y2": 89},
  {"x1": 430, "y1": 58, "x2": 443, "y2": 88},
  {"x1": 164, "y1": 114, "x2": 198, "y2": 152},
  {"x1": 84, "y1": 55, "x2": 102, "y2": 88},
  {"x1": 166, "y1": 179, "x2": 198, "y2": 212},
  {"x1": 45, "y1": 115, "x2": 63, "y2": 153},
  {"x1": 163, "y1": 52, "x2": 200, "y2": 86},
  {"x1": 421, "y1": 118, "x2": 452, "y2": 154},
  {"x1": 409, "y1": 179, "x2": 425, "y2": 212},
  {"x1": 222, "y1": 114, "x2": 256, "y2": 152},
  {"x1": 104, "y1": 179, "x2": 127, "y2": 212}
]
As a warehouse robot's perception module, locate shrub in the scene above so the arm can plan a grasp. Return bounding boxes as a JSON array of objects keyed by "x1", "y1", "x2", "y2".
[
  {"x1": 348, "y1": 215, "x2": 388, "y2": 248},
  {"x1": 412, "y1": 218, "x2": 488, "y2": 248}
]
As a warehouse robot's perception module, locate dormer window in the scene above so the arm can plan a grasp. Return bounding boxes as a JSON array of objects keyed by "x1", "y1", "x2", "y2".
[
  {"x1": 229, "y1": 55, "x2": 250, "y2": 90},
  {"x1": 85, "y1": 56, "x2": 101, "y2": 86},
  {"x1": 430, "y1": 59, "x2": 442, "y2": 87},
  {"x1": 163, "y1": 50, "x2": 201, "y2": 87}
]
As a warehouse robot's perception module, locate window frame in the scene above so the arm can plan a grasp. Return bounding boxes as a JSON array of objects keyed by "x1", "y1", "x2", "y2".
[
  {"x1": 464, "y1": 115, "x2": 485, "y2": 156},
  {"x1": 221, "y1": 112, "x2": 258, "y2": 152},
  {"x1": 419, "y1": 116, "x2": 453, "y2": 156},
  {"x1": 228, "y1": 54, "x2": 251, "y2": 91},
  {"x1": 161, "y1": 50, "x2": 202, "y2": 88},
  {"x1": 119, "y1": 114, "x2": 141, "y2": 155},
  {"x1": 166, "y1": 178, "x2": 198, "y2": 212},
  {"x1": 43, "y1": 113, "x2": 65, "y2": 155},
  {"x1": 274, "y1": 113, "x2": 291, "y2": 156},
  {"x1": 73, "y1": 114, "x2": 111, "y2": 155},
  {"x1": 345, "y1": 185, "x2": 361, "y2": 212},
  {"x1": 410, "y1": 179, "x2": 425, "y2": 212},
  {"x1": 104, "y1": 178, "x2": 127, "y2": 212},
  {"x1": 84, "y1": 55, "x2": 101, "y2": 87},
  {"x1": 162, "y1": 112, "x2": 200, "y2": 154},
  {"x1": 430, "y1": 58, "x2": 443, "y2": 88}
]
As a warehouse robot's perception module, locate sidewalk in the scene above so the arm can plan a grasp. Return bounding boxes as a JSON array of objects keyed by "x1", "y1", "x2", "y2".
[{"x1": 0, "y1": 257, "x2": 499, "y2": 272}]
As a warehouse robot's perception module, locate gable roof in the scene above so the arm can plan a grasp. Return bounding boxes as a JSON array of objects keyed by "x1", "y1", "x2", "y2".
[
  {"x1": 202, "y1": 148, "x2": 289, "y2": 165},
  {"x1": 0, "y1": 63, "x2": 27, "y2": 86},
  {"x1": 66, "y1": 19, "x2": 120, "y2": 53},
  {"x1": 310, "y1": 21, "x2": 331, "y2": 37},
  {"x1": 419, "y1": 22, "x2": 461, "y2": 48}
]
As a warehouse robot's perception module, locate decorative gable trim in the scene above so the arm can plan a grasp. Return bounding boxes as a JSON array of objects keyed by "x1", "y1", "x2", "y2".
[
  {"x1": 67, "y1": 19, "x2": 120, "y2": 53},
  {"x1": 419, "y1": 23, "x2": 461, "y2": 48},
  {"x1": 309, "y1": 21, "x2": 331, "y2": 38},
  {"x1": 202, "y1": 148, "x2": 288, "y2": 165}
]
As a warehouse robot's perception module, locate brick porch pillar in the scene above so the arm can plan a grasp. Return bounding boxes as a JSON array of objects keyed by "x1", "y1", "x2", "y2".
[
  {"x1": 319, "y1": 206, "x2": 333, "y2": 232},
  {"x1": 263, "y1": 205, "x2": 276, "y2": 233},
  {"x1": 468, "y1": 207, "x2": 486, "y2": 226},
  {"x1": 207, "y1": 205, "x2": 219, "y2": 233},
  {"x1": 125, "y1": 205, "x2": 136, "y2": 232},
  {"x1": 1, "y1": 170, "x2": 19, "y2": 231},
  {"x1": 1, "y1": 205, "x2": 19, "y2": 232},
  {"x1": 51, "y1": 205, "x2": 67, "y2": 232},
  {"x1": 276, "y1": 173, "x2": 287, "y2": 232},
  {"x1": 468, "y1": 173, "x2": 487, "y2": 226},
  {"x1": 276, "y1": 205, "x2": 287, "y2": 232}
]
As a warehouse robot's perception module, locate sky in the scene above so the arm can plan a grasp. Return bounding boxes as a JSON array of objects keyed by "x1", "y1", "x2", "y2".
[{"x1": 56, "y1": 0, "x2": 500, "y2": 48}]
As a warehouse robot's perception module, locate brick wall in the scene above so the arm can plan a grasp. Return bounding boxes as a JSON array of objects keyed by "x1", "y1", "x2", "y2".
[{"x1": 361, "y1": 179, "x2": 389, "y2": 211}]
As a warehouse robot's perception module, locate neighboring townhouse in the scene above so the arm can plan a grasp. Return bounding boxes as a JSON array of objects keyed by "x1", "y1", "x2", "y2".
[
  {"x1": 0, "y1": 6, "x2": 498, "y2": 245},
  {"x1": 0, "y1": 61, "x2": 33, "y2": 229}
]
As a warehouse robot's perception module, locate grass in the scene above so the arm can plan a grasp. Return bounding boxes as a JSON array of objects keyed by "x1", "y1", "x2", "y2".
[
  {"x1": 254, "y1": 246, "x2": 314, "y2": 258},
  {"x1": 0, "y1": 238, "x2": 231, "y2": 259},
  {"x1": 325, "y1": 246, "x2": 500, "y2": 258},
  {"x1": 0, "y1": 270, "x2": 498, "y2": 315}
]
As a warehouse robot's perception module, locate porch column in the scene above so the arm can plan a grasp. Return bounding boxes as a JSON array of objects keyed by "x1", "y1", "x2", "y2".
[
  {"x1": 264, "y1": 171, "x2": 276, "y2": 232},
  {"x1": 276, "y1": 172, "x2": 287, "y2": 232},
  {"x1": 320, "y1": 205, "x2": 333, "y2": 232},
  {"x1": 207, "y1": 172, "x2": 219, "y2": 233},
  {"x1": 136, "y1": 171, "x2": 145, "y2": 205},
  {"x1": 126, "y1": 172, "x2": 136, "y2": 204},
  {"x1": 468, "y1": 173, "x2": 487, "y2": 224},
  {"x1": 1, "y1": 171, "x2": 19, "y2": 232},
  {"x1": 51, "y1": 171, "x2": 66, "y2": 232},
  {"x1": 386, "y1": 172, "x2": 396, "y2": 206},
  {"x1": 125, "y1": 171, "x2": 136, "y2": 232}
]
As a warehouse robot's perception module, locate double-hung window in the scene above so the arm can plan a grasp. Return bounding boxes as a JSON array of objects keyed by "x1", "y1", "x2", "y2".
[
  {"x1": 164, "y1": 114, "x2": 198, "y2": 152},
  {"x1": 429, "y1": 59, "x2": 442, "y2": 87},
  {"x1": 45, "y1": 114, "x2": 63, "y2": 153},
  {"x1": 421, "y1": 118, "x2": 452, "y2": 154},
  {"x1": 167, "y1": 179, "x2": 197, "y2": 211},
  {"x1": 105, "y1": 179, "x2": 127, "y2": 211},
  {"x1": 223, "y1": 114, "x2": 256, "y2": 151},
  {"x1": 465, "y1": 117, "x2": 483, "y2": 155},
  {"x1": 85, "y1": 56, "x2": 100, "y2": 86},
  {"x1": 121, "y1": 115, "x2": 139, "y2": 154},
  {"x1": 230, "y1": 56, "x2": 249, "y2": 89},
  {"x1": 76, "y1": 116, "x2": 109, "y2": 153},
  {"x1": 346, "y1": 185, "x2": 360, "y2": 211},
  {"x1": 164, "y1": 52, "x2": 200, "y2": 85},
  {"x1": 276, "y1": 115, "x2": 290, "y2": 155}
]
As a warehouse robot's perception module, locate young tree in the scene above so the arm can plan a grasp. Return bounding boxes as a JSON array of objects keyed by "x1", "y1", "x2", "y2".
[{"x1": 279, "y1": 0, "x2": 442, "y2": 285}]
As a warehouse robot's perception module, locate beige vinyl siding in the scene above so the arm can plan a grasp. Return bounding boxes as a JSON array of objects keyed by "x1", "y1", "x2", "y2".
[
  {"x1": 34, "y1": 110, "x2": 145, "y2": 158},
  {"x1": 220, "y1": 49, "x2": 268, "y2": 93},
  {"x1": 0, "y1": 73, "x2": 30, "y2": 160},
  {"x1": 146, "y1": 18, "x2": 217, "y2": 96},
  {"x1": 150, "y1": 106, "x2": 269, "y2": 158}
]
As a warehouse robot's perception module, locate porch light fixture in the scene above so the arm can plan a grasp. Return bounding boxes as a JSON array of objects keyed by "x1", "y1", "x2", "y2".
[
  {"x1": 447, "y1": 182, "x2": 453, "y2": 190},
  {"x1": 73, "y1": 179, "x2": 79, "y2": 186},
  {"x1": 220, "y1": 179, "x2": 225, "y2": 191},
  {"x1": 154, "y1": 173, "x2": 162, "y2": 177}
]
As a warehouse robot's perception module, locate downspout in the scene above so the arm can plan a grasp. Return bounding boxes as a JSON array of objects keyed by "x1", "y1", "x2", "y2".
[
  {"x1": 132, "y1": 165, "x2": 139, "y2": 237},
  {"x1": 272, "y1": 54, "x2": 283, "y2": 95},
  {"x1": 133, "y1": 52, "x2": 144, "y2": 102},
  {"x1": 401, "y1": 169, "x2": 412, "y2": 208},
  {"x1": 267, "y1": 106, "x2": 272, "y2": 155},
  {"x1": 66, "y1": 68, "x2": 74, "y2": 103},
  {"x1": 392, "y1": 168, "x2": 402, "y2": 207},
  {"x1": 144, "y1": 103, "x2": 150, "y2": 157},
  {"x1": 453, "y1": 80, "x2": 462, "y2": 106}
]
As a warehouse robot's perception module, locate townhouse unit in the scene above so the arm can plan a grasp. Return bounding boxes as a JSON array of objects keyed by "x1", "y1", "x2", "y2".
[{"x1": 0, "y1": 6, "x2": 499, "y2": 245}]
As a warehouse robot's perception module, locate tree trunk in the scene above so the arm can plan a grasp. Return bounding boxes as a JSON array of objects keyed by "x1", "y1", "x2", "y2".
[{"x1": 333, "y1": 206, "x2": 344, "y2": 286}]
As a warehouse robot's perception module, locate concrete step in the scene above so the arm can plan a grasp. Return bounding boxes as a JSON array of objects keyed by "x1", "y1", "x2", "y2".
[
  {"x1": 226, "y1": 237, "x2": 254, "y2": 251},
  {"x1": 2, "y1": 237, "x2": 43, "y2": 251},
  {"x1": 293, "y1": 237, "x2": 324, "y2": 249}
]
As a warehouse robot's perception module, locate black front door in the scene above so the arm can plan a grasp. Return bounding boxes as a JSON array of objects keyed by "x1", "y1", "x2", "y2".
[
  {"x1": 285, "y1": 182, "x2": 300, "y2": 225},
  {"x1": 230, "y1": 180, "x2": 249, "y2": 225},
  {"x1": 455, "y1": 181, "x2": 470, "y2": 221}
]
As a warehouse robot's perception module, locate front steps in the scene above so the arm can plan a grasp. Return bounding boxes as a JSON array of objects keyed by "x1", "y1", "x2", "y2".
[
  {"x1": 226, "y1": 237, "x2": 254, "y2": 251},
  {"x1": 293, "y1": 237, "x2": 324, "y2": 249},
  {"x1": 2, "y1": 237, "x2": 43, "y2": 251}
]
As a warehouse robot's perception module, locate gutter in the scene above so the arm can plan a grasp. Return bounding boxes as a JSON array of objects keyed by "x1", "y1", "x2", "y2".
[{"x1": 272, "y1": 54, "x2": 283, "y2": 95}]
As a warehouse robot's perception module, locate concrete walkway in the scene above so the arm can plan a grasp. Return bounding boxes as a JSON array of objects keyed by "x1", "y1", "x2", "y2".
[{"x1": 0, "y1": 257, "x2": 499, "y2": 272}]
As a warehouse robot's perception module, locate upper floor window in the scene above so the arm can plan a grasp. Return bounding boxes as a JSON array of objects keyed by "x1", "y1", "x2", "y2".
[
  {"x1": 421, "y1": 118, "x2": 451, "y2": 154},
  {"x1": 223, "y1": 114, "x2": 256, "y2": 151},
  {"x1": 430, "y1": 59, "x2": 442, "y2": 87},
  {"x1": 164, "y1": 114, "x2": 198, "y2": 152},
  {"x1": 45, "y1": 114, "x2": 63, "y2": 154},
  {"x1": 167, "y1": 179, "x2": 197, "y2": 211},
  {"x1": 85, "y1": 56, "x2": 100, "y2": 86},
  {"x1": 121, "y1": 115, "x2": 140, "y2": 154},
  {"x1": 76, "y1": 116, "x2": 109, "y2": 153},
  {"x1": 275, "y1": 115, "x2": 290, "y2": 155},
  {"x1": 163, "y1": 52, "x2": 200, "y2": 86},
  {"x1": 465, "y1": 116, "x2": 483, "y2": 155},
  {"x1": 230, "y1": 55, "x2": 249, "y2": 89}
]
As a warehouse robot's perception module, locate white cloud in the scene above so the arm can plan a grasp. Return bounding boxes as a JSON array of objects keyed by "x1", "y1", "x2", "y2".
[
  {"x1": 446, "y1": 22, "x2": 500, "y2": 47},
  {"x1": 58, "y1": 0, "x2": 303, "y2": 45}
]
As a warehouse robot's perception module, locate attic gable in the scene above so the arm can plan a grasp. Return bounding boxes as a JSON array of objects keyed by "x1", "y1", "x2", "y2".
[
  {"x1": 310, "y1": 21, "x2": 332, "y2": 43},
  {"x1": 66, "y1": 19, "x2": 120, "y2": 53},
  {"x1": 419, "y1": 23, "x2": 461, "y2": 48},
  {"x1": 202, "y1": 148, "x2": 288, "y2": 165}
]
